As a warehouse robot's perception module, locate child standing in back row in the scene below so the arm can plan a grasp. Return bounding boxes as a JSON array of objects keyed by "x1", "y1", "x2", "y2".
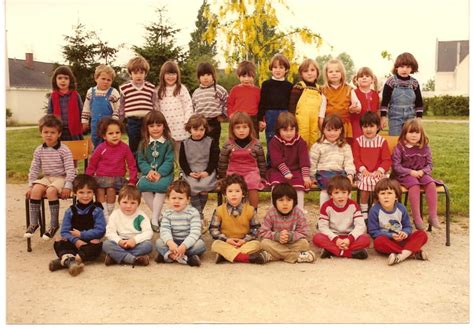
[
  {"x1": 47, "y1": 66, "x2": 83, "y2": 141},
  {"x1": 156, "y1": 60, "x2": 194, "y2": 162},
  {"x1": 192, "y1": 62, "x2": 228, "y2": 144},
  {"x1": 288, "y1": 58, "x2": 326, "y2": 149},
  {"x1": 118, "y1": 56, "x2": 157, "y2": 156},
  {"x1": 258, "y1": 54, "x2": 293, "y2": 162},
  {"x1": 227, "y1": 60, "x2": 261, "y2": 137},
  {"x1": 321, "y1": 59, "x2": 361, "y2": 142},
  {"x1": 81, "y1": 64, "x2": 121, "y2": 148},
  {"x1": 381, "y1": 52, "x2": 424, "y2": 136}
]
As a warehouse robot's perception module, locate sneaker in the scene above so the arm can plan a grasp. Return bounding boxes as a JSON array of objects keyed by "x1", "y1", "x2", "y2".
[
  {"x1": 48, "y1": 258, "x2": 63, "y2": 272},
  {"x1": 249, "y1": 251, "x2": 271, "y2": 264},
  {"x1": 155, "y1": 253, "x2": 165, "y2": 263},
  {"x1": 320, "y1": 249, "x2": 332, "y2": 259},
  {"x1": 104, "y1": 254, "x2": 117, "y2": 266},
  {"x1": 133, "y1": 255, "x2": 150, "y2": 267},
  {"x1": 414, "y1": 250, "x2": 429, "y2": 261},
  {"x1": 187, "y1": 255, "x2": 201, "y2": 267},
  {"x1": 23, "y1": 224, "x2": 39, "y2": 238},
  {"x1": 351, "y1": 249, "x2": 369, "y2": 260},
  {"x1": 68, "y1": 262, "x2": 84, "y2": 277},
  {"x1": 215, "y1": 254, "x2": 226, "y2": 264},
  {"x1": 176, "y1": 255, "x2": 188, "y2": 265},
  {"x1": 42, "y1": 226, "x2": 59, "y2": 241},
  {"x1": 388, "y1": 253, "x2": 402, "y2": 266},
  {"x1": 297, "y1": 250, "x2": 316, "y2": 263}
]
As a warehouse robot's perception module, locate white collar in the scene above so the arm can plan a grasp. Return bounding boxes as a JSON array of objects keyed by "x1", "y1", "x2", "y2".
[
  {"x1": 148, "y1": 136, "x2": 166, "y2": 144},
  {"x1": 272, "y1": 76, "x2": 285, "y2": 81}
]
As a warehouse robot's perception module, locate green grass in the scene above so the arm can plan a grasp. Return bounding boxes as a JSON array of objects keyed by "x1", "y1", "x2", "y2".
[{"x1": 7, "y1": 121, "x2": 469, "y2": 217}]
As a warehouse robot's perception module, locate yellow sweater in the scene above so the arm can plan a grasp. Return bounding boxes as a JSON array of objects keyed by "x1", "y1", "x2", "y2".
[{"x1": 216, "y1": 203, "x2": 255, "y2": 239}]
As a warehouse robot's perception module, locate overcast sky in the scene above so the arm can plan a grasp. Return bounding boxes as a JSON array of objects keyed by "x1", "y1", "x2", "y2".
[{"x1": 4, "y1": 0, "x2": 470, "y2": 85}]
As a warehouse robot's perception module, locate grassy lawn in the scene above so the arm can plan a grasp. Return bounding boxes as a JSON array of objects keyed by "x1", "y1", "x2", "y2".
[{"x1": 7, "y1": 121, "x2": 469, "y2": 217}]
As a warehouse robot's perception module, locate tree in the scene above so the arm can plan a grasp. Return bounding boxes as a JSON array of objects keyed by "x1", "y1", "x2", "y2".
[
  {"x1": 183, "y1": 0, "x2": 218, "y2": 91},
  {"x1": 423, "y1": 78, "x2": 435, "y2": 91},
  {"x1": 132, "y1": 7, "x2": 189, "y2": 87},
  {"x1": 204, "y1": 0, "x2": 323, "y2": 84},
  {"x1": 61, "y1": 23, "x2": 122, "y2": 98},
  {"x1": 315, "y1": 52, "x2": 355, "y2": 85}
]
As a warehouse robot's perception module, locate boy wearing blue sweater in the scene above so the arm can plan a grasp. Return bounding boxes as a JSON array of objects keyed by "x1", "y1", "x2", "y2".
[{"x1": 155, "y1": 180, "x2": 205, "y2": 267}]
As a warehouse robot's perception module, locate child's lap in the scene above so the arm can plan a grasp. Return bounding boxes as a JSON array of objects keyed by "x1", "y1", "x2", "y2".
[{"x1": 32, "y1": 176, "x2": 65, "y2": 193}]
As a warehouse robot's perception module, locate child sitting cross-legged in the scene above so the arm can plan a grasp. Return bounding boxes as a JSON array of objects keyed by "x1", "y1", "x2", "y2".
[
  {"x1": 210, "y1": 174, "x2": 270, "y2": 264},
  {"x1": 49, "y1": 174, "x2": 106, "y2": 276},
  {"x1": 368, "y1": 178, "x2": 428, "y2": 266},
  {"x1": 258, "y1": 183, "x2": 315, "y2": 263},
  {"x1": 312, "y1": 175, "x2": 370, "y2": 259},
  {"x1": 155, "y1": 180, "x2": 206, "y2": 267},
  {"x1": 102, "y1": 185, "x2": 153, "y2": 267}
]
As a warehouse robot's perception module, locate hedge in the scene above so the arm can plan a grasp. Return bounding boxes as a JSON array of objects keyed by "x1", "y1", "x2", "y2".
[{"x1": 424, "y1": 95, "x2": 469, "y2": 116}]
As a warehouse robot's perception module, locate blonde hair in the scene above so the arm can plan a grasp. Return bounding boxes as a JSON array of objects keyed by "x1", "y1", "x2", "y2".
[
  {"x1": 126, "y1": 56, "x2": 150, "y2": 74},
  {"x1": 228, "y1": 112, "x2": 256, "y2": 140},
  {"x1": 94, "y1": 64, "x2": 116, "y2": 80},
  {"x1": 352, "y1": 67, "x2": 378, "y2": 91},
  {"x1": 157, "y1": 60, "x2": 182, "y2": 99},
  {"x1": 298, "y1": 58, "x2": 320, "y2": 81},
  {"x1": 398, "y1": 118, "x2": 429, "y2": 148},
  {"x1": 322, "y1": 59, "x2": 346, "y2": 87},
  {"x1": 118, "y1": 185, "x2": 141, "y2": 204}
]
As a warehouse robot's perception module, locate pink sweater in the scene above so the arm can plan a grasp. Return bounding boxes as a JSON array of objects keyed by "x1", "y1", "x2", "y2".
[{"x1": 86, "y1": 141, "x2": 137, "y2": 184}]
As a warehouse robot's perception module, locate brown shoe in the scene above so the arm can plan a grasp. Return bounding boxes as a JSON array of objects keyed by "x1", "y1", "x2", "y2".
[
  {"x1": 104, "y1": 254, "x2": 117, "y2": 266},
  {"x1": 133, "y1": 255, "x2": 150, "y2": 267}
]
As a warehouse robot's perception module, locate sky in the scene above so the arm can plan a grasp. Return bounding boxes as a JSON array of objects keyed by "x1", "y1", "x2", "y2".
[{"x1": 4, "y1": 0, "x2": 471, "y2": 86}]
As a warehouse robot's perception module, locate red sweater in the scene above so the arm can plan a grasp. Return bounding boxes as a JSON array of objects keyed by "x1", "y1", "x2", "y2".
[
  {"x1": 352, "y1": 135, "x2": 392, "y2": 173},
  {"x1": 227, "y1": 84, "x2": 260, "y2": 117}
]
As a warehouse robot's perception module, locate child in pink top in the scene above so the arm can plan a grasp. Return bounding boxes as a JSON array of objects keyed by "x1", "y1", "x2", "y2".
[{"x1": 86, "y1": 118, "x2": 137, "y2": 220}]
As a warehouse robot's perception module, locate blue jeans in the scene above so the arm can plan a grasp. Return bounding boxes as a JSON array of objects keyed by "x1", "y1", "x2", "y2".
[
  {"x1": 155, "y1": 238, "x2": 206, "y2": 260},
  {"x1": 102, "y1": 239, "x2": 153, "y2": 264},
  {"x1": 126, "y1": 117, "x2": 143, "y2": 155}
]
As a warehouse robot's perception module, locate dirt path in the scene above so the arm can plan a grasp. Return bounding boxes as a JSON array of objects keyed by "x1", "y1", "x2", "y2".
[{"x1": 6, "y1": 184, "x2": 469, "y2": 324}]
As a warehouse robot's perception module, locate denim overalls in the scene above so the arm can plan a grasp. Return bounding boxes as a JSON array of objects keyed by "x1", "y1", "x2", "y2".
[
  {"x1": 388, "y1": 76, "x2": 416, "y2": 136},
  {"x1": 90, "y1": 87, "x2": 114, "y2": 148}
]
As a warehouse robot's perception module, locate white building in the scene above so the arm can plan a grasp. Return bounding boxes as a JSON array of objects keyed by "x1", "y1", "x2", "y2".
[{"x1": 434, "y1": 40, "x2": 469, "y2": 96}]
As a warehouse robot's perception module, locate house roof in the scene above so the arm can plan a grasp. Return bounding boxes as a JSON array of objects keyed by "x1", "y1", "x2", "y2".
[
  {"x1": 8, "y1": 58, "x2": 56, "y2": 89},
  {"x1": 437, "y1": 40, "x2": 469, "y2": 72}
]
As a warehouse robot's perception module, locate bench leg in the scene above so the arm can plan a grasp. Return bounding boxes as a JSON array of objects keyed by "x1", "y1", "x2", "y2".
[
  {"x1": 444, "y1": 186, "x2": 451, "y2": 246},
  {"x1": 25, "y1": 199, "x2": 32, "y2": 252}
]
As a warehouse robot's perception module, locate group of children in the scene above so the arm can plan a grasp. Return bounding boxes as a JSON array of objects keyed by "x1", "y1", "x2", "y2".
[{"x1": 24, "y1": 51, "x2": 441, "y2": 276}]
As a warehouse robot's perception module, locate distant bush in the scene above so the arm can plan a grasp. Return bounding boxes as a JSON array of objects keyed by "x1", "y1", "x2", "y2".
[{"x1": 424, "y1": 95, "x2": 469, "y2": 116}]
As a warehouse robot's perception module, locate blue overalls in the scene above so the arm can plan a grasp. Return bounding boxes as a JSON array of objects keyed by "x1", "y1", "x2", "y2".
[
  {"x1": 90, "y1": 87, "x2": 114, "y2": 148},
  {"x1": 388, "y1": 76, "x2": 416, "y2": 136}
]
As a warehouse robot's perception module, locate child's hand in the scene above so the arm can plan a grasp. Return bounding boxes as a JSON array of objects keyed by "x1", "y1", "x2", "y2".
[
  {"x1": 217, "y1": 115, "x2": 225, "y2": 122},
  {"x1": 398, "y1": 231, "x2": 408, "y2": 240},
  {"x1": 417, "y1": 170, "x2": 424, "y2": 177},
  {"x1": 347, "y1": 175, "x2": 354, "y2": 184},
  {"x1": 82, "y1": 123, "x2": 89, "y2": 133},
  {"x1": 284, "y1": 173, "x2": 293, "y2": 180},
  {"x1": 258, "y1": 121, "x2": 266, "y2": 131},
  {"x1": 25, "y1": 187, "x2": 33, "y2": 198},
  {"x1": 374, "y1": 170, "x2": 384, "y2": 179},
  {"x1": 167, "y1": 240, "x2": 178, "y2": 253},
  {"x1": 70, "y1": 229, "x2": 81, "y2": 237},
  {"x1": 361, "y1": 169, "x2": 370, "y2": 177},
  {"x1": 123, "y1": 238, "x2": 136, "y2": 249},
  {"x1": 279, "y1": 230, "x2": 289, "y2": 244},
  {"x1": 199, "y1": 171, "x2": 209, "y2": 179},
  {"x1": 303, "y1": 177, "x2": 312, "y2": 189},
  {"x1": 74, "y1": 240, "x2": 87, "y2": 249},
  {"x1": 90, "y1": 239, "x2": 101, "y2": 244},
  {"x1": 176, "y1": 244, "x2": 187, "y2": 258},
  {"x1": 234, "y1": 239, "x2": 246, "y2": 247},
  {"x1": 61, "y1": 188, "x2": 71, "y2": 200},
  {"x1": 190, "y1": 172, "x2": 200, "y2": 179},
  {"x1": 118, "y1": 239, "x2": 127, "y2": 248},
  {"x1": 410, "y1": 170, "x2": 423, "y2": 178},
  {"x1": 380, "y1": 117, "x2": 388, "y2": 129},
  {"x1": 349, "y1": 103, "x2": 361, "y2": 114},
  {"x1": 226, "y1": 238, "x2": 239, "y2": 247}
]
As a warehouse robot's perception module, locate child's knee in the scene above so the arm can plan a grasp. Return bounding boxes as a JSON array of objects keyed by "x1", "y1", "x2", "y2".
[{"x1": 45, "y1": 186, "x2": 59, "y2": 198}]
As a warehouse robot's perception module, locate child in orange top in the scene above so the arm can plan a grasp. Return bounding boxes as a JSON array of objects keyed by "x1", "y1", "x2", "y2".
[
  {"x1": 227, "y1": 61, "x2": 261, "y2": 137},
  {"x1": 321, "y1": 59, "x2": 361, "y2": 142}
]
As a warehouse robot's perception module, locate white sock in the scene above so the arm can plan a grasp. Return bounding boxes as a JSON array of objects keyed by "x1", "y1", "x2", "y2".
[
  {"x1": 142, "y1": 192, "x2": 154, "y2": 210},
  {"x1": 152, "y1": 193, "x2": 166, "y2": 227},
  {"x1": 320, "y1": 190, "x2": 329, "y2": 207},
  {"x1": 297, "y1": 190, "x2": 305, "y2": 210},
  {"x1": 101, "y1": 202, "x2": 109, "y2": 222},
  {"x1": 360, "y1": 203, "x2": 369, "y2": 220}
]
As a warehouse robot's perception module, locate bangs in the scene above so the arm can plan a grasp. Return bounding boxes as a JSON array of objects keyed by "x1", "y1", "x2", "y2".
[
  {"x1": 356, "y1": 67, "x2": 374, "y2": 78},
  {"x1": 163, "y1": 62, "x2": 179, "y2": 74}
]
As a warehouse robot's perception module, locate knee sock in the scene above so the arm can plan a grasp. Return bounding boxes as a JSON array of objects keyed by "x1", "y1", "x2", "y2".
[
  {"x1": 320, "y1": 190, "x2": 329, "y2": 207},
  {"x1": 360, "y1": 204, "x2": 369, "y2": 221},
  {"x1": 49, "y1": 200, "x2": 60, "y2": 228},
  {"x1": 101, "y1": 202, "x2": 109, "y2": 222},
  {"x1": 234, "y1": 253, "x2": 249, "y2": 263},
  {"x1": 29, "y1": 199, "x2": 41, "y2": 226},
  {"x1": 142, "y1": 192, "x2": 154, "y2": 211},
  {"x1": 424, "y1": 183, "x2": 439, "y2": 226},
  {"x1": 152, "y1": 193, "x2": 166, "y2": 227},
  {"x1": 199, "y1": 193, "x2": 208, "y2": 211},
  {"x1": 297, "y1": 190, "x2": 305, "y2": 210},
  {"x1": 408, "y1": 186, "x2": 423, "y2": 227}
]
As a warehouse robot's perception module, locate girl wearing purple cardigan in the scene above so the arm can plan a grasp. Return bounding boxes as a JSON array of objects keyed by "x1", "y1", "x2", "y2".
[
  {"x1": 266, "y1": 112, "x2": 312, "y2": 210},
  {"x1": 391, "y1": 119, "x2": 441, "y2": 230}
]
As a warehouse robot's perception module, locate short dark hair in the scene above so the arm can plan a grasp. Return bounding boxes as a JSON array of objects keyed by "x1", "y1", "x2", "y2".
[
  {"x1": 185, "y1": 114, "x2": 209, "y2": 133},
  {"x1": 51, "y1": 66, "x2": 77, "y2": 91},
  {"x1": 97, "y1": 117, "x2": 124, "y2": 137},
  {"x1": 392, "y1": 52, "x2": 419, "y2": 74},
  {"x1": 220, "y1": 174, "x2": 248, "y2": 197},
  {"x1": 38, "y1": 114, "x2": 62, "y2": 133},
  {"x1": 72, "y1": 174, "x2": 98, "y2": 193},
  {"x1": 374, "y1": 178, "x2": 402, "y2": 202},
  {"x1": 327, "y1": 175, "x2": 352, "y2": 194},
  {"x1": 118, "y1": 185, "x2": 141, "y2": 204},
  {"x1": 269, "y1": 54, "x2": 290, "y2": 72},
  {"x1": 360, "y1": 111, "x2": 380, "y2": 128},
  {"x1": 236, "y1": 61, "x2": 256, "y2": 78},
  {"x1": 197, "y1": 62, "x2": 216, "y2": 80},
  {"x1": 271, "y1": 183, "x2": 297, "y2": 208},
  {"x1": 166, "y1": 180, "x2": 191, "y2": 198}
]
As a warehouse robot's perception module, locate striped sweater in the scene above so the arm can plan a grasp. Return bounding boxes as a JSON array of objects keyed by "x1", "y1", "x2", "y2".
[
  {"x1": 118, "y1": 81, "x2": 156, "y2": 118},
  {"x1": 318, "y1": 199, "x2": 366, "y2": 241},
  {"x1": 309, "y1": 140, "x2": 355, "y2": 176},
  {"x1": 28, "y1": 142, "x2": 76, "y2": 189},
  {"x1": 192, "y1": 83, "x2": 228, "y2": 118},
  {"x1": 160, "y1": 205, "x2": 202, "y2": 249},
  {"x1": 258, "y1": 206, "x2": 309, "y2": 242}
]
